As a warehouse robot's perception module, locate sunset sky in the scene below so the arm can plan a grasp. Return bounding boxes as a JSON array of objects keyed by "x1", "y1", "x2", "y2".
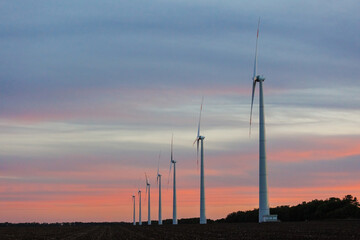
[{"x1": 1, "y1": 0, "x2": 360, "y2": 223}]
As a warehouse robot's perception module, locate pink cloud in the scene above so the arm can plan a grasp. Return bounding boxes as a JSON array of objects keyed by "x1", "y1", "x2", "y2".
[{"x1": 269, "y1": 136, "x2": 360, "y2": 162}]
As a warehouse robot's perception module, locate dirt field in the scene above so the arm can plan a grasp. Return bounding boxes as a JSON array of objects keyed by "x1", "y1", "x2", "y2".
[{"x1": 1, "y1": 221, "x2": 359, "y2": 240}]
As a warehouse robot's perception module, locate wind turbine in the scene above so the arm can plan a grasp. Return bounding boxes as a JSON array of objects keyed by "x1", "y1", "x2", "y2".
[
  {"x1": 250, "y1": 18, "x2": 277, "y2": 223},
  {"x1": 132, "y1": 194, "x2": 136, "y2": 225},
  {"x1": 138, "y1": 189, "x2": 142, "y2": 225},
  {"x1": 157, "y1": 152, "x2": 162, "y2": 225},
  {"x1": 145, "y1": 173, "x2": 151, "y2": 225},
  {"x1": 194, "y1": 97, "x2": 206, "y2": 224},
  {"x1": 169, "y1": 134, "x2": 177, "y2": 224}
]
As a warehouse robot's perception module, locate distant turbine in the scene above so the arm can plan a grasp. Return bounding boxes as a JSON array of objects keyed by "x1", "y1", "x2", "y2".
[
  {"x1": 249, "y1": 18, "x2": 277, "y2": 223},
  {"x1": 132, "y1": 194, "x2": 136, "y2": 225},
  {"x1": 157, "y1": 152, "x2": 162, "y2": 225},
  {"x1": 194, "y1": 97, "x2": 206, "y2": 224},
  {"x1": 138, "y1": 189, "x2": 142, "y2": 225},
  {"x1": 168, "y1": 134, "x2": 178, "y2": 224},
  {"x1": 145, "y1": 173, "x2": 151, "y2": 225}
]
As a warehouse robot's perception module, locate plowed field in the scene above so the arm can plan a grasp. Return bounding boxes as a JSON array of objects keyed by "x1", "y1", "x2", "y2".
[{"x1": 1, "y1": 221, "x2": 359, "y2": 240}]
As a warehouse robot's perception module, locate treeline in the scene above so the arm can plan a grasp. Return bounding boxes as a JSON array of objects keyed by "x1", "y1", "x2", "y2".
[{"x1": 225, "y1": 195, "x2": 360, "y2": 222}]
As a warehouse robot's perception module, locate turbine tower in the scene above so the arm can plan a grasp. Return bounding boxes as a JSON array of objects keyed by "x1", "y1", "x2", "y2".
[
  {"x1": 157, "y1": 152, "x2": 162, "y2": 225},
  {"x1": 194, "y1": 97, "x2": 206, "y2": 224},
  {"x1": 169, "y1": 134, "x2": 178, "y2": 224},
  {"x1": 250, "y1": 18, "x2": 277, "y2": 223},
  {"x1": 132, "y1": 194, "x2": 136, "y2": 225},
  {"x1": 145, "y1": 173, "x2": 151, "y2": 225},
  {"x1": 138, "y1": 189, "x2": 142, "y2": 225}
]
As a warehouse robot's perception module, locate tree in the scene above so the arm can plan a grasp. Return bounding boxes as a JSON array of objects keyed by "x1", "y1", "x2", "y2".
[{"x1": 223, "y1": 195, "x2": 360, "y2": 222}]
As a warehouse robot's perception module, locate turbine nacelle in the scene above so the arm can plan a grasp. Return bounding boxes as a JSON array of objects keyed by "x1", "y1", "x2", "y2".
[
  {"x1": 157, "y1": 174, "x2": 161, "y2": 184},
  {"x1": 194, "y1": 135, "x2": 205, "y2": 143},
  {"x1": 254, "y1": 75, "x2": 265, "y2": 82}
]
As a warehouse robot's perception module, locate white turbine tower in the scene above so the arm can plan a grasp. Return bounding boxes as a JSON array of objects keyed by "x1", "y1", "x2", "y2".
[
  {"x1": 157, "y1": 152, "x2": 162, "y2": 225},
  {"x1": 132, "y1": 194, "x2": 136, "y2": 225},
  {"x1": 168, "y1": 135, "x2": 177, "y2": 224},
  {"x1": 138, "y1": 189, "x2": 142, "y2": 225},
  {"x1": 250, "y1": 18, "x2": 277, "y2": 223},
  {"x1": 194, "y1": 97, "x2": 206, "y2": 224},
  {"x1": 145, "y1": 173, "x2": 151, "y2": 225}
]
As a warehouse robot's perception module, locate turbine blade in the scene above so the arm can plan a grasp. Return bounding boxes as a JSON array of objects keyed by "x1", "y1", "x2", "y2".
[
  {"x1": 157, "y1": 151, "x2": 161, "y2": 175},
  {"x1": 168, "y1": 162, "x2": 172, "y2": 184},
  {"x1": 195, "y1": 97, "x2": 203, "y2": 169},
  {"x1": 250, "y1": 18, "x2": 260, "y2": 137},
  {"x1": 249, "y1": 81, "x2": 257, "y2": 136},
  {"x1": 197, "y1": 117, "x2": 200, "y2": 138},
  {"x1": 169, "y1": 135, "x2": 174, "y2": 185},
  {"x1": 157, "y1": 156, "x2": 160, "y2": 186},
  {"x1": 157, "y1": 151, "x2": 161, "y2": 185},
  {"x1": 197, "y1": 139, "x2": 199, "y2": 169},
  {"x1": 253, "y1": 17, "x2": 260, "y2": 79},
  {"x1": 171, "y1": 134, "x2": 173, "y2": 161},
  {"x1": 166, "y1": 164, "x2": 172, "y2": 191},
  {"x1": 145, "y1": 172, "x2": 148, "y2": 185},
  {"x1": 197, "y1": 96, "x2": 204, "y2": 138},
  {"x1": 145, "y1": 186, "x2": 147, "y2": 201}
]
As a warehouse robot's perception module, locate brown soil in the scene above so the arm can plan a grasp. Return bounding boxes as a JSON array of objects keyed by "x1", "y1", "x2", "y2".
[{"x1": 1, "y1": 221, "x2": 359, "y2": 240}]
